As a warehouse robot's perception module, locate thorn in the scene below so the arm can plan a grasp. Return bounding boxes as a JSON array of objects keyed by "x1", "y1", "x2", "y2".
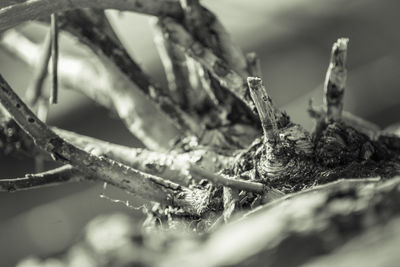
[
  {"x1": 247, "y1": 77, "x2": 279, "y2": 142},
  {"x1": 324, "y1": 37, "x2": 349, "y2": 121}
]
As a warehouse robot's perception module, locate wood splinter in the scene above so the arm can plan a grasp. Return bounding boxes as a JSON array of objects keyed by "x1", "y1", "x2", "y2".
[{"x1": 324, "y1": 37, "x2": 349, "y2": 121}]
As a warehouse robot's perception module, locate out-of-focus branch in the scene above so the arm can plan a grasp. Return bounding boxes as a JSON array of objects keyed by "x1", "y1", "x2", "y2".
[
  {"x1": 0, "y1": 0, "x2": 183, "y2": 32},
  {"x1": 50, "y1": 13, "x2": 59, "y2": 104},
  {"x1": 177, "y1": 0, "x2": 253, "y2": 125},
  {"x1": 166, "y1": 177, "x2": 391, "y2": 267},
  {"x1": 0, "y1": 29, "x2": 180, "y2": 150},
  {"x1": 25, "y1": 30, "x2": 51, "y2": 106},
  {"x1": 0, "y1": 0, "x2": 24, "y2": 9},
  {"x1": 152, "y1": 18, "x2": 191, "y2": 109},
  {"x1": 189, "y1": 165, "x2": 266, "y2": 194},
  {"x1": 59, "y1": 10, "x2": 203, "y2": 136},
  {"x1": 0, "y1": 165, "x2": 87, "y2": 192},
  {"x1": 158, "y1": 17, "x2": 255, "y2": 115},
  {"x1": 180, "y1": 0, "x2": 247, "y2": 77}
]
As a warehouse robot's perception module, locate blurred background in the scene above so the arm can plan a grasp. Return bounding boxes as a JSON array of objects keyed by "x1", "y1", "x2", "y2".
[{"x1": 1, "y1": 0, "x2": 400, "y2": 265}]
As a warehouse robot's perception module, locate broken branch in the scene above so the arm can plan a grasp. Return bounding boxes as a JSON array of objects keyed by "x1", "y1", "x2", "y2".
[
  {"x1": 324, "y1": 38, "x2": 349, "y2": 121},
  {"x1": 247, "y1": 77, "x2": 280, "y2": 142}
]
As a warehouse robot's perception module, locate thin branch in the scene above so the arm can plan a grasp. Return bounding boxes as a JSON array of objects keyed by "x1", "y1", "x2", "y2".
[
  {"x1": 0, "y1": 0, "x2": 183, "y2": 32},
  {"x1": 179, "y1": 0, "x2": 222, "y2": 109},
  {"x1": 50, "y1": 13, "x2": 59, "y2": 104},
  {"x1": 189, "y1": 165, "x2": 266, "y2": 194},
  {"x1": 1, "y1": 29, "x2": 181, "y2": 151},
  {"x1": 324, "y1": 38, "x2": 349, "y2": 121},
  {"x1": 308, "y1": 101, "x2": 380, "y2": 139},
  {"x1": 152, "y1": 18, "x2": 191, "y2": 109},
  {"x1": 152, "y1": 16, "x2": 221, "y2": 126},
  {"x1": 0, "y1": 74, "x2": 209, "y2": 215},
  {"x1": 0, "y1": 165, "x2": 87, "y2": 192}
]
